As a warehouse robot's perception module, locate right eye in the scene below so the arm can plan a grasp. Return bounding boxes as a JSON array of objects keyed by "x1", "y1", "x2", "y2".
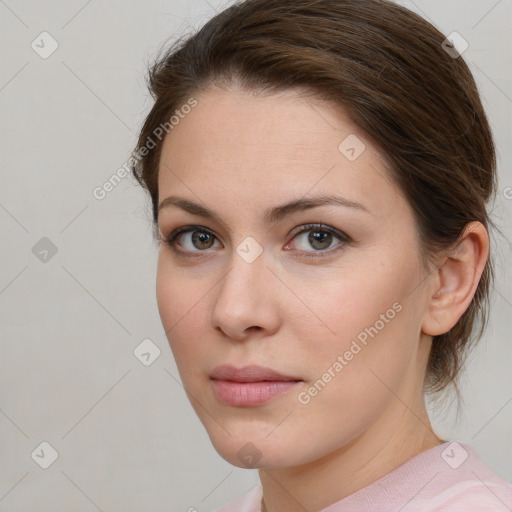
[{"x1": 164, "y1": 226, "x2": 222, "y2": 255}]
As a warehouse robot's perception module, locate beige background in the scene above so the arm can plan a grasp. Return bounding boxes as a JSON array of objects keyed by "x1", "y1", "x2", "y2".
[{"x1": 0, "y1": 0, "x2": 511, "y2": 510}]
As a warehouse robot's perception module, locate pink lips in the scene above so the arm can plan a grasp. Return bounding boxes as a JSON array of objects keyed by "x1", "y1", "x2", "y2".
[{"x1": 210, "y1": 365, "x2": 302, "y2": 407}]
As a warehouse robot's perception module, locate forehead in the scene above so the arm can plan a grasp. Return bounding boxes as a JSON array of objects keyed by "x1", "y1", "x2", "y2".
[{"x1": 157, "y1": 87, "x2": 403, "y2": 220}]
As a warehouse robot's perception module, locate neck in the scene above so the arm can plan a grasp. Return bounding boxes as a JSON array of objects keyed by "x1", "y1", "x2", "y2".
[{"x1": 258, "y1": 396, "x2": 441, "y2": 512}]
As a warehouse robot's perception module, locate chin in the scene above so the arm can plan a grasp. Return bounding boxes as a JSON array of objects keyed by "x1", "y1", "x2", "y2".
[
  {"x1": 204, "y1": 425, "x2": 285, "y2": 469},
  {"x1": 205, "y1": 424, "x2": 320, "y2": 470},
  {"x1": 213, "y1": 441, "x2": 290, "y2": 470}
]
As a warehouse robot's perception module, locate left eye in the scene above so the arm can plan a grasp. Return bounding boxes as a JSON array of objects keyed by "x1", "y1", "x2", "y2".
[{"x1": 287, "y1": 225, "x2": 348, "y2": 252}]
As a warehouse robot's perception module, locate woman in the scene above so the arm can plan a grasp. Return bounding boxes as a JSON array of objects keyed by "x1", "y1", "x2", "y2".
[{"x1": 130, "y1": 0, "x2": 511, "y2": 510}]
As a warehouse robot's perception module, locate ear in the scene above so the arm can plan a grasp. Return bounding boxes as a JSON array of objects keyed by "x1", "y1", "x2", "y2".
[{"x1": 422, "y1": 221, "x2": 490, "y2": 337}]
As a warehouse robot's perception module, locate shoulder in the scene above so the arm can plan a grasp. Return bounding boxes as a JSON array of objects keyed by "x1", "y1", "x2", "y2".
[
  {"x1": 425, "y1": 442, "x2": 512, "y2": 511},
  {"x1": 393, "y1": 441, "x2": 512, "y2": 512},
  {"x1": 322, "y1": 441, "x2": 512, "y2": 512},
  {"x1": 209, "y1": 483, "x2": 262, "y2": 512},
  {"x1": 428, "y1": 481, "x2": 512, "y2": 512}
]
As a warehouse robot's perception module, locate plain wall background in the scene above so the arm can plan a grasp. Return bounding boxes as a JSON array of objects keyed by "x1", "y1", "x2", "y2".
[{"x1": 0, "y1": 0, "x2": 510, "y2": 510}]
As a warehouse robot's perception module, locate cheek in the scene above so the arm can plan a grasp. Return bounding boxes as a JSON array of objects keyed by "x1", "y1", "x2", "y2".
[
  {"x1": 156, "y1": 256, "x2": 205, "y2": 363},
  {"x1": 156, "y1": 259, "x2": 181, "y2": 333},
  {"x1": 290, "y1": 277, "x2": 416, "y2": 428},
  {"x1": 285, "y1": 253, "x2": 423, "y2": 396},
  {"x1": 286, "y1": 264, "x2": 405, "y2": 350}
]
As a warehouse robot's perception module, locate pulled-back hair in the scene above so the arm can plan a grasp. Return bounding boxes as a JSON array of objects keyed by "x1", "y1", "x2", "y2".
[{"x1": 131, "y1": 0, "x2": 497, "y2": 394}]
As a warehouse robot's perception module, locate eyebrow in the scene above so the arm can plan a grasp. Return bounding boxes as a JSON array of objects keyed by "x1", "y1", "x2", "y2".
[{"x1": 158, "y1": 194, "x2": 371, "y2": 224}]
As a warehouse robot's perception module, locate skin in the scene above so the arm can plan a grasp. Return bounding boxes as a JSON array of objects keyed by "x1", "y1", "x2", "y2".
[{"x1": 155, "y1": 86, "x2": 489, "y2": 512}]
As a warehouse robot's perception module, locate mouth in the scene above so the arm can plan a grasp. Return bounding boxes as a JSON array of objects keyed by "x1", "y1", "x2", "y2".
[
  {"x1": 210, "y1": 365, "x2": 303, "y2": 407},
  {"x1": 210, "y1": 364, "x2": 301, "y2": 382}
]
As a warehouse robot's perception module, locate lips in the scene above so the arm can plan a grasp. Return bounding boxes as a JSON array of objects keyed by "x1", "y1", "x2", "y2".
[
  {"x1": 210, "y1": 365, "x2": 302, "y2": 407},
  {"x1": 210, "y1": 364, "x2": 301, "y2": 383}
]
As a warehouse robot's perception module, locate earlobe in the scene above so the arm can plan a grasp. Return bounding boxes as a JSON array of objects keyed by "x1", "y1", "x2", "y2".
[{"x1": 422, "y1": 222, "x2": 489, "y2": 337}]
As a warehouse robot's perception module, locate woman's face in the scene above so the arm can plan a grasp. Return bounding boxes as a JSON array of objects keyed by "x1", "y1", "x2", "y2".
[{"x1": 156, "y1": 87, "x2": 435, "y2": 469}]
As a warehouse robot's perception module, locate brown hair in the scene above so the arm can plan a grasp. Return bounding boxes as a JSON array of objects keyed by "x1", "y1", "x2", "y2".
[{"x1": 131, "y1": 0, "x2": 496, "y2": 394}]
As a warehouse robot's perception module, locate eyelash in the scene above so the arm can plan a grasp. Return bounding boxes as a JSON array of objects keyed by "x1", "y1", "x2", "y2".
[{"x1": 162, "y1": 223, "x2": 351, "y2": 259}]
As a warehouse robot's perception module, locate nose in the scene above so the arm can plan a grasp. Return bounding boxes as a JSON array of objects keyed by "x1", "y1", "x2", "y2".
[{"x1": 210, "y1": 250, "x2": 281, "y2": 341}]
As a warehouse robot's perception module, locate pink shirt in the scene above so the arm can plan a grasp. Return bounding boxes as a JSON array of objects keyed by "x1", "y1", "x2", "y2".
[{"x1": 212, "y1": 441, "x2": 512, "y2": 511}]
